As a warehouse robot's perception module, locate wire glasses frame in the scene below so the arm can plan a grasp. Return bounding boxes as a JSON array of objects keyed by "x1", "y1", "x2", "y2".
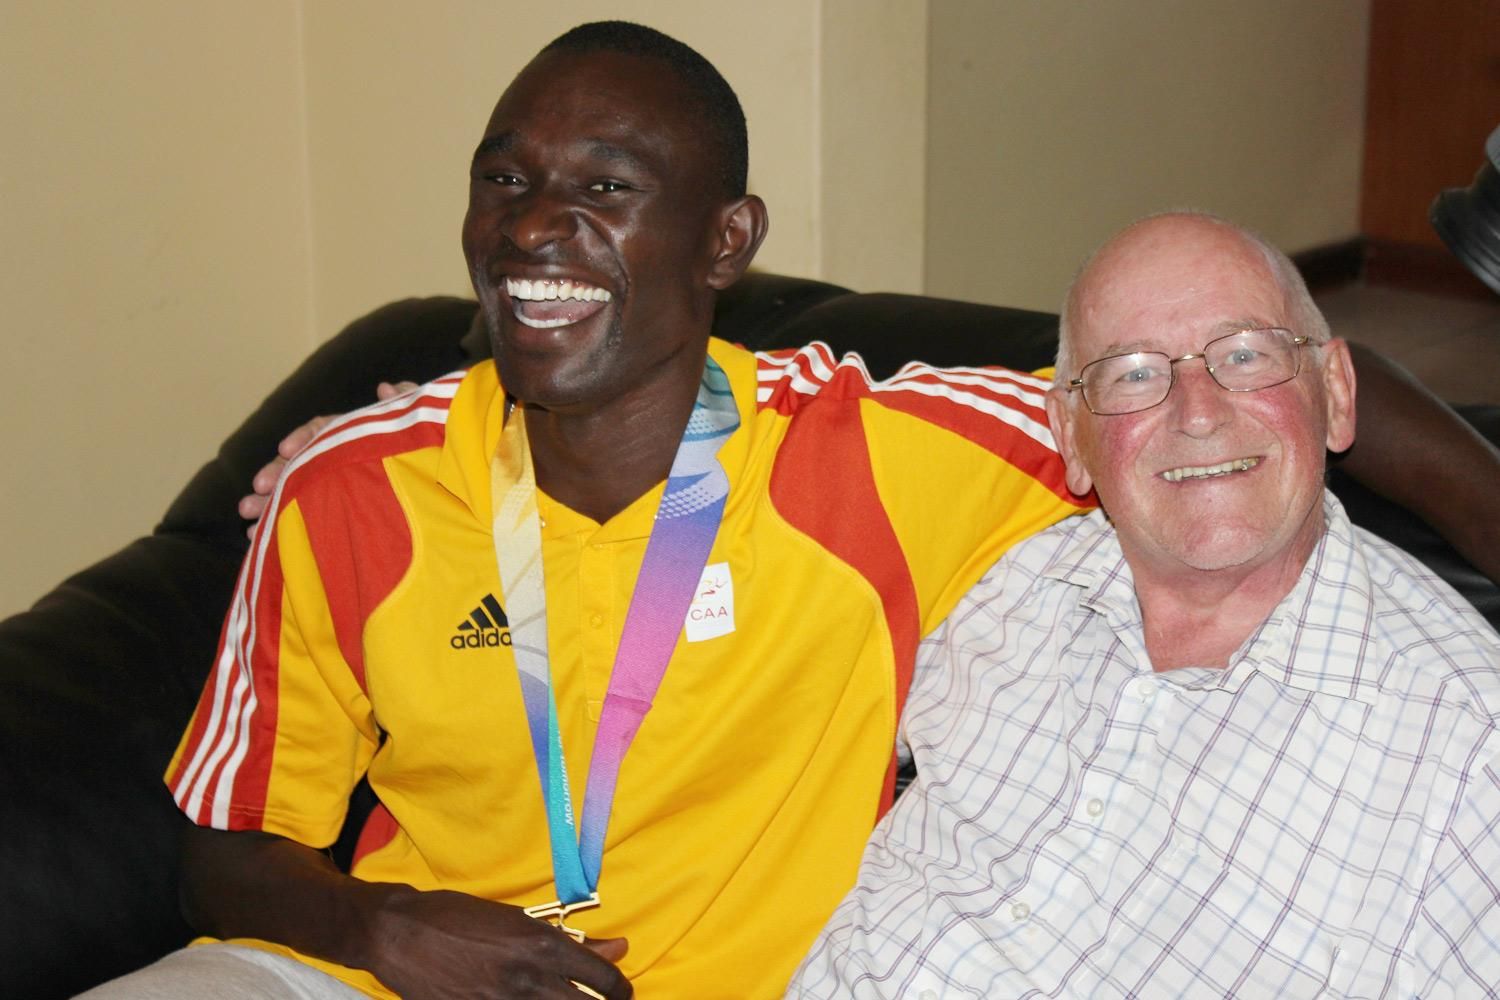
[{"x1": 1065, "y1": 327, "x2": 1311, "y2": 416}]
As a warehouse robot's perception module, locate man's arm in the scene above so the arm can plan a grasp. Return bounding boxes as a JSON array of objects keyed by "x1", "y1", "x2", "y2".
[
  {"x1": 243, "y1": 349, "x2": 1500, "y2": 587},
  {"x1": 194, "y1": 413, "x2": 632, "y2": 1000},
  {"x1": 236, "y1": 381, "x2": 417, "y2": 532},
  {"x1": 180, "y1": 824, "x2": 632, "y2": 1000},
  {"x1": 1338, "y1": 343, "x2": 1500, "y2": 585}
]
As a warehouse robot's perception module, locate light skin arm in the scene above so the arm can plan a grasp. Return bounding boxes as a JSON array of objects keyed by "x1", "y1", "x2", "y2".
[
  {"x1": 180, "y1": 825, "x2": 631, "y2": 1000},
  {"x1": 1336, "y1": 342, "x2": 1500, "y2": 585},
  {"x1": 246, "y1": 354, "x2": 1500, "y2": 586},
  {"x1": 237, "y1": 382, "x2": 417, "y2": 533}
]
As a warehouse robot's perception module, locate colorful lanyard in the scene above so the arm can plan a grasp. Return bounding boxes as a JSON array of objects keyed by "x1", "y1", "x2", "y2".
[{"x1": 490, "y1": 358, "x2": 738, "y2": 916}]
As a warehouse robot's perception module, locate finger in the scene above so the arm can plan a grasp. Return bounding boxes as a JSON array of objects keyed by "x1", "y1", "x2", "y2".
[
  {"x1": 582, "y1": 937, "x2": 628, "y2": 964},
  {"x1": 376, "y1": 380, "x2": 419, "y2": 401},
  {"x1": 277, "y1": 415, "x2": 334, "y2": 459},
  {"x1": 563, "y1": 939, "x2": 632, "y2": 1000},
  {"x1": 238, "y1": 493, "x2": 270, "y2": 522},
  {"x1": 251, "y1": 458, "x2": 289, "y2": 495}
]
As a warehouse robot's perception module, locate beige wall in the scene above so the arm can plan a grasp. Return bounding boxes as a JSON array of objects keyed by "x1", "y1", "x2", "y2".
[
  {"x1": 298, "y1": 0, "x2": 930, "y2": 335},
  {"x1": 820, "y1": 0, "x2": 929, "y2": 293},
  {"x1": 2, "y1": 1, "x2": 313, "y2": 617},
  {"x1": 3, "y1": 1, "x2": 1367, "y2": 618},
  {"x1": 926, "y1": 0, "x2": 1370, "y2": 311},
  {"x1": 300, "y1": 0, "x2": 835, "y2": 334},
  {"x1": 1, "y1": 0, "x2": 915, "y2": 617}
]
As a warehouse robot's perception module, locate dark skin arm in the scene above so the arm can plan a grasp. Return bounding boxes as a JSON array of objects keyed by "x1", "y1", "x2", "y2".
[
  {"x1": 180, "y1": 825, "x2": 632, "y2": 1000},
  {"x1": 1336, "y1": 342, "x2": 1500, "y2": 584}
]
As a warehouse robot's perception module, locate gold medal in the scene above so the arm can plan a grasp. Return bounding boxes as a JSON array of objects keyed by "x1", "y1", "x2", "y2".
[
  {"x1": 522, "y1": 894, "x2": 608, "y2": 997},
  {"x1": 523, "y1": 892, "x2": 601, "y2": 942}
]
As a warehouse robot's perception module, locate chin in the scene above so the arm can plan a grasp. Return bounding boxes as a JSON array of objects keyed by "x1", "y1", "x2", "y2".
[{"x1": 1160, "y1": 522, "x2": 1279, "y2": 573}]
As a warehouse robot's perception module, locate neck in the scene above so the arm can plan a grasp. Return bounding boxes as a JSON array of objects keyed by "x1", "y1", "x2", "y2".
[
  {"x1": 1129, "y1": 529, "x2": 1321, "y2": 672},
  {"x1": 524, "y1": 345, "x2": 710, "y2": 525}
]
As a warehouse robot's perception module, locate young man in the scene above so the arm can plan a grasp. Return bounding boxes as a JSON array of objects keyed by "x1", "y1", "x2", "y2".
[{"x1": 91, "y1": 22, "x2": 1084, "y2": 999}]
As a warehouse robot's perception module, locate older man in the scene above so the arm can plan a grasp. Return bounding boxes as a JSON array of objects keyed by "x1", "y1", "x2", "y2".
[{"x1": 791, "y1": 213, "x2": 1500, "y2": 998}]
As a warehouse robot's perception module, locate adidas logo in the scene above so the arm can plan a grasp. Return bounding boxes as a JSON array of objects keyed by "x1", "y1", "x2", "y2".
[{"x1": 451, "y1": 593, "x2": 512, "y2": 649}]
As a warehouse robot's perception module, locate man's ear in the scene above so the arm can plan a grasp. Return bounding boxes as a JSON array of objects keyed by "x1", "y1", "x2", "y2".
[
  {"x1": 1319, "y1": 337, "x2": 1357, "y2": 454},
  {"x1": 706, "y1": 195, "x2": 769, "y2": 290},
  {"x1": 1045, "y1": 387, "x2": 1095, "y2": 498}
]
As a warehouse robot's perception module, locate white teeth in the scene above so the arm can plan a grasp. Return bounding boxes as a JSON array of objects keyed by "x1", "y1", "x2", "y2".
[
  {"x1": 1161, "y1": 457, "x2": 1260, "y2": 482},
  {"x1": 504, "y1": 276, "x2": 612, "y2": 302},
  {"x1": 514, "y1": 313, "x2": 575, "y2": 329}
]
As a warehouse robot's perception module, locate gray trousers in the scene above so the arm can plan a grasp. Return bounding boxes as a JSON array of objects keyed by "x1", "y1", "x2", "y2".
[{"x1": 73, "y1": 942, "x2": 369, "y2": 999}]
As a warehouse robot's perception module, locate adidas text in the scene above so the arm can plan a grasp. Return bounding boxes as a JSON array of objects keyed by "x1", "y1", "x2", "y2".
[{"x1": 451, "y1": 629, "x2": 512, "y2": 649}]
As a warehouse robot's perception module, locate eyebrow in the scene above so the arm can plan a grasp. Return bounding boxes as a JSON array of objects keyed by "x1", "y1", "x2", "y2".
[
  {"x1": 472, "y1": 132, "x2": 516, "y2": 161},
  {"x1": 470, "y1": 132, "x2": 652, "y2": 173},
  {"x1": 1096, "y1": 319, "x2": 1274, "y2": 357}
]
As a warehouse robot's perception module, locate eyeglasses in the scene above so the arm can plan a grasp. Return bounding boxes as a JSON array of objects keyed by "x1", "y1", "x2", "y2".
[{"x1": 1065, "y1": 327, "x2": 1310, "y2": 416}]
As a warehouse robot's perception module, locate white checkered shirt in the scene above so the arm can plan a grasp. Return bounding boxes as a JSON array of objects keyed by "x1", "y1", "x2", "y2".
[{"x1": 791, "y1": 494, "x2": 1500, "y2": 999}]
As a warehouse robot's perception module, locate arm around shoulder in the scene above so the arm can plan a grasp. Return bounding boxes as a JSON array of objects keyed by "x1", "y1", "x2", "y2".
[{"x1": 1342, "y1": 342, "x2": 1500, "y2": 586}]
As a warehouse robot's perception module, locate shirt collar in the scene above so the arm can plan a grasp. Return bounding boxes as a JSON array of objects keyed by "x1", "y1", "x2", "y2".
[
  {"x1": 1044, "y1": 493, "x2": 1381, "y2": 707},
  {"x1": 1236, "y1": 493, "x2": 1382, "y2": 707},
  {"x1": 435, "y1": 337, "x2": 757, "y2": 530}
]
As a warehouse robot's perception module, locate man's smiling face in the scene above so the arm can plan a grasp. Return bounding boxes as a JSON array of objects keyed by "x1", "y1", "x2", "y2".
[
  {"x1": 462, "y1": 48, "x2": 733, "y2": 413},
  {"x1": 1046, "y1": 215, "x2": 1357, "y2": 583}
]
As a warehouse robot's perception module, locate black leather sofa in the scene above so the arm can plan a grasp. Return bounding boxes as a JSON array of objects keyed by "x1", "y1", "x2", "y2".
[{"x1": 4, "y1": 274, "x2": 1497, "y2": 999}]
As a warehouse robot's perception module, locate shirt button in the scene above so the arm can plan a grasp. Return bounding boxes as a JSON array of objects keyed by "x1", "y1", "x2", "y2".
[
  {"x1": 1137, "y1": 681, "x2": 1155, "y2": 702},
  {"x1": 589, "y1": 613, "x2": 604, "y2": 628},
  {"x1": 1011, "y1": 901, "x2": 1030, "y2": 921},
  {"x1": 1086, "y1": 797, "x2": 1104, "y2": 817},
  {"x1": 591, "y1": 542, "x2": 605, "y2": 551}
]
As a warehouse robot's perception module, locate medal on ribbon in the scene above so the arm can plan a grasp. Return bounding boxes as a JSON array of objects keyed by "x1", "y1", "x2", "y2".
[{"x1": 491, "y1": 357, "x2": 738, "y2": 932}]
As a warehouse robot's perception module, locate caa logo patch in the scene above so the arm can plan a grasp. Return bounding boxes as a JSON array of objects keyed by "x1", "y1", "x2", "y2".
[{"x1": 685, "y1": 562, "x2": 735, "y2": 642}]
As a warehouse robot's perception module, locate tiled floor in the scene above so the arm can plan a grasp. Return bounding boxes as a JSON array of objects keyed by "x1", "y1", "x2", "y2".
[{"x1": 1315, "y1": 283, "x2": 1500, "y2": 405}]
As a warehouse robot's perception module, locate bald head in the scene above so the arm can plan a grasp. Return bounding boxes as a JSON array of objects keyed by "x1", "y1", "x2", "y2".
[
  {"x1": 1041, "y1": 209, "x2": 1357, "y2": 590},
  {"x1": 1056, "y1": 213, "x2": 1329, "y2": 383}
]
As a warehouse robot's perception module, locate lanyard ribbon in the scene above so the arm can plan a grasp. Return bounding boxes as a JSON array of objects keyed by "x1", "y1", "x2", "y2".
[{"x1": 491, "y1": 358, "x2": 738, "y2": 905}]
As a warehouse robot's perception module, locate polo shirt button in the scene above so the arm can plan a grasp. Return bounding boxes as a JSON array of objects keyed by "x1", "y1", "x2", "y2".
[
  {"x1": 1011, "y1": 901, "x2": 1030, "y2": 921},
  {"x1": 589, "y1": 613, "x2": 604, "y2": 628},
  {"x1": 1086, "y1": 797, "x2": 1104, "y2": 817}
]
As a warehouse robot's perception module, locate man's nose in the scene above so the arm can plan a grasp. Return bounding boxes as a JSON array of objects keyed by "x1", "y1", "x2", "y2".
[
  {"x1": 1168, "y1": 361, "x2": 1234, "y2": 437},
  {"x1": 505, "y1": 188, "x2": 578, "y2": 252}
]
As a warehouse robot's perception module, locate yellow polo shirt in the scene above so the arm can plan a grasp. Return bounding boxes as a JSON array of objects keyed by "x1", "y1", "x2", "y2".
[{"x1": 166, "y1": 338, "x2": 1087, "y2": 997}]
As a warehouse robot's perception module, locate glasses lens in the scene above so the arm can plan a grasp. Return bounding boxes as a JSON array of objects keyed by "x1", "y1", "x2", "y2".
[
  {"x1": 1081, "y1": 352, "x2": 1173, "y2": 414},
  {"x1": 1204, "y1": 328, "x2": 1300, "y2": 391}
]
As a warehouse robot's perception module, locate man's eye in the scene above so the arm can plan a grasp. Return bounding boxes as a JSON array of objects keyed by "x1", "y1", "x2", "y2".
[
  {"x1": 589, "y1": 179, "x2": 630, "y2": 193},
  {"x1": 1223, "y1": 348, "x2": 1262, "y2": 366},
  {"x1": 481, "y1": 171, "x2": 523, "y2": 186},
  {"x1": 1118, "y1": 366, "x2": 1160, "y2": 384}
]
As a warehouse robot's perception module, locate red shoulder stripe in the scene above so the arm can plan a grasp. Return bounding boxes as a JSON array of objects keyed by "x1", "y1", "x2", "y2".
[
  {"x1": 168, "y1": 376, "x2": 461, "y2": 831},
  {"x1": 767, "y1": 388, "x2": 918, "y2": 822}
]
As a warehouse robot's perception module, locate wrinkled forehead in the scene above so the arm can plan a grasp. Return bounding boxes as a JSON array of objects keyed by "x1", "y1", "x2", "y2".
[{"x1": 1075, "y1": 223, "x2": 1291, "y2": 355}]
